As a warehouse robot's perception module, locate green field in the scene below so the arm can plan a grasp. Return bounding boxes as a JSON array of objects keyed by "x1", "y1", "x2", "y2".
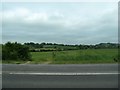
[
  {"x1": 2, "y1": 49, "x2": 118, "y2": 64},
  {"x1": 31, "y1": 49, "x2": 118, "y2": 64}
]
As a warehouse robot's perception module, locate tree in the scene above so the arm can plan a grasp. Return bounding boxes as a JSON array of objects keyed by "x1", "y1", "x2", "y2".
[{"x1": 2, "y1": 42, "x2": 31, "y2": 60}]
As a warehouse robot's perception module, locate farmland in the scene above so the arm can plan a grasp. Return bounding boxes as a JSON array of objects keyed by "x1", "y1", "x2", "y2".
[
  {"x1": 3, "y1": 49, "x2": 118, "y2": 64},
  {"x1": 31, "y1": 49, "x2": 118, "y2": 64},
  {"x1": 2, "y1": 42, "x2": 119, "y2": 64}
]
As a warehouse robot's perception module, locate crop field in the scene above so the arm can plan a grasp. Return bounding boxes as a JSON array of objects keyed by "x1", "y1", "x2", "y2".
[{"x1": 30, "y1": 49, "x2": 118, "y2": 64}]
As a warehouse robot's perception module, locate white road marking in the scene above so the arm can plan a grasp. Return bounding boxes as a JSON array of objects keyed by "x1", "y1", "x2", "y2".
[{"x1": 9, "y1": 72, "x2": 119, "y2": 75}]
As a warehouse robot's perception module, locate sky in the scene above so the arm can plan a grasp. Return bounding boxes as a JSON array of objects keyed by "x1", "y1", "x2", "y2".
[{"x1": 1, "y1": 2, "x2": 118, "y2": 45}]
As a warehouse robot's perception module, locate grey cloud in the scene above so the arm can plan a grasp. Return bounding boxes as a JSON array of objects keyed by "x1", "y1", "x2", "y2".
[{"x1": 2, "y1": 6, "x2": 117, "y2": 44}]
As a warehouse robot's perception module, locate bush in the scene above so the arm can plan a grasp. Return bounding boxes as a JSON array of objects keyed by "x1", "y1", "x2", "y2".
[{"x1": 2, "y1": 42, "x2": 31, "y2": 60}]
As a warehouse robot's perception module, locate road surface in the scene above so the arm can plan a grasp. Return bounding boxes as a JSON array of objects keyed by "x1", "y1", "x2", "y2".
[{"x1": 2, "y1": 64, "x2": 118, "y2": 88}]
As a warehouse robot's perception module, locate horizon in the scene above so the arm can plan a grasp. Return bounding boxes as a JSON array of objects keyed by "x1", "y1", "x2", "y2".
[{"x1": 1, "y1": 41, "x2": 118, "y2": 46}]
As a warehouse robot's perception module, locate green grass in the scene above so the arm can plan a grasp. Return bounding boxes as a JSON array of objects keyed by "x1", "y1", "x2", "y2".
[
  {"x1": 30, "y1": 49, "x2": 118, "y2": 64},
  {"x1": 2, "y1": 49, "x2": 118, "y2": 64},
  {"x1": 31, "y1": 52, "x2": 54, "y2": 64},
  {"x1": 2, "y1": 60, "x2": 28, "y2": 64}
]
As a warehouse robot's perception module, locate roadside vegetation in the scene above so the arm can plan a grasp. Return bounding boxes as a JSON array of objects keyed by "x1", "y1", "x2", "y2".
[
  {"x1": 30, "y1": 49, "x2": 118, "y2": 64},
  {"x1": 0, "y1": 44, "x2": 2, "y2": 63},
  {"x1": 2, "y1": 42, "x2": 119, "y2": 64},
  {"x1": 2, "y1": 42, "x2": 31, "y2": 61}
]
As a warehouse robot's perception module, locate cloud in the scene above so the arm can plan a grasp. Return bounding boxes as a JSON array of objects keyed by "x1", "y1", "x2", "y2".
[
  {"x1": 3, "y1": 8, "x2": 65, "y2": 22},
  {"x1": 2, "y1": 3, "x2": 118, "y2": 44}
]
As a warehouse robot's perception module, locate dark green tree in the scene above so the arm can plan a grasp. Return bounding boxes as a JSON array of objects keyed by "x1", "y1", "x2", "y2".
[{"x1": 2, "y1": 42, "x2": 31, "y2": 60}]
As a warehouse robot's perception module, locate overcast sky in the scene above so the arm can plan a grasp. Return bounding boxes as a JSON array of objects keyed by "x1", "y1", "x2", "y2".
[{"x1": 1, "y1": 2, "x2": 118, "y2": 44}]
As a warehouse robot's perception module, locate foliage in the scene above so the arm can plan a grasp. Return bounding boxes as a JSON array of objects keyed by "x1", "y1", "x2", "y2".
[
  {"x1": 2, "y1": 41, "x2": 119, "y2": 64},
  {"x1": 2, "y1": 42, "x2": 31, "y2": 60},
  {"x1": 24, "y1": 42, "x2": 119, "y2": 52}
]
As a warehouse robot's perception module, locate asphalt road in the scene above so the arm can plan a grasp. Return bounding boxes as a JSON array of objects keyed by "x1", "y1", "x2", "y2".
[{"x1": 2, "y1": 64, "x2": 118, "y2": 88}]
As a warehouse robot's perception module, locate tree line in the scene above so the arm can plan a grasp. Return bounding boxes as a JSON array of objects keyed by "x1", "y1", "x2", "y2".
[
  {"x1": 2, "y1": 42, "x2": 119, "y2": 60},
  {"x1": 24, "y1": 42, "x2": 119, "y2": 50}
]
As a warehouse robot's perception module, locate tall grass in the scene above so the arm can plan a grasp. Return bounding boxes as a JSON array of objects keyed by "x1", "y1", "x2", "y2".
[{"x1": 31, "y1": 49, "x2": 118, "y2": 64}]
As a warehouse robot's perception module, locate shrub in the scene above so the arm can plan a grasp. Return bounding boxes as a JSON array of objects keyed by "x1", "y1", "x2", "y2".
[{"x1": 2, "y1": 42, "x2": 31, "y2": 60}]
